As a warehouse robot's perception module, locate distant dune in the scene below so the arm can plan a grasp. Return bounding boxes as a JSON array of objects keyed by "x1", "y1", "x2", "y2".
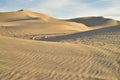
[
  {"x1": 66, "y1": 16, "x2": 120, "y2": 27},
  {"x1": 0, "y1": 9, "x2": 52, "y2": 22},
  {"x1": 0, "y1": 10, "x2": 120, "y2": 80},
  {"x1": 40, "y1": 25, "x2": 120, "y2": 41},
  {"x1": 0, "y1": 9, "x2": 89, "y2": 39},
  {"x1": 40, "y1": 24, "x2": 120, "y2": 52}
]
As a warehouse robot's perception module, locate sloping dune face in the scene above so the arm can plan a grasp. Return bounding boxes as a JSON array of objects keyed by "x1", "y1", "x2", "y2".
[
  {"x1": 41, "y1": 25, "x2": 120, "y2": 52},
  {"x1": 39, "y1": 25, "x2": 120, "y2": 80},
  {"x1": 0, "y1": 36, "x2": 120, "y2": 80},
  {"x1": 0, "y1": 9, "x2": 89, "y2": 39},
  {"x1": 0, "y1": 9, "x2": 51, "y2": 22},
  {"x1": 0, "y1": 10, "x2": 120, "y2": 80},
  {"x1": 66, "y1": 16, "x2": 120, "y2": 27}
]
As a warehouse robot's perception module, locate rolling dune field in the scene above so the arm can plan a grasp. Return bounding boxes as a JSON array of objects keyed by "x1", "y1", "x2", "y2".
[{"x1": 0, "y1": 10, "x2": 120, "y2": 80}]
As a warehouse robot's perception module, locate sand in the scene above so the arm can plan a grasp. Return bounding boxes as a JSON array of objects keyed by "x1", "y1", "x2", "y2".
[
  {"x1": 66, "y1": 16, "x2": 120, "y2": 27},
  {"x1": 0, "y1": 10, "x2": 120, "y2": 80}
]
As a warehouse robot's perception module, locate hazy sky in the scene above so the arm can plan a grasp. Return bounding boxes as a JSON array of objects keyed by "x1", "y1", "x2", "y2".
[{"x1": 0, "y1": 0, "x2": 120, "y2": 20}]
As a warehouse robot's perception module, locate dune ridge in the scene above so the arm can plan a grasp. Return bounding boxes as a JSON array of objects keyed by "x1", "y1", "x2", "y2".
[
  {"x1": 0, "y1": 9, "x2": 89, "y2": 39},
  {"x1": 66, "y1": 16, "x2": 120, "y2": 27},
  {"x1": 40, "y1": 25, "x2": 120, "y2": 41},
  {"x1": 40, "y1": 24, "x2": 120, "y2": 53}
]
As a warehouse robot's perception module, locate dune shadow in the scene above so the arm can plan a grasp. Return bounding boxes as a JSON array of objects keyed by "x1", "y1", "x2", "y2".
[
  {"x1": 66, "y1": 17, "x2": 120, "y2": 27},
  {"x1": 39, "y1": 25, "x2": 120, "y2": 41}
]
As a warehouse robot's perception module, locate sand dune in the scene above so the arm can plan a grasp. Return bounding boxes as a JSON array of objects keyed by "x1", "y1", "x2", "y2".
[
  {"x1": 0, "y1": 9, "x2": 52, "y2": 22},
  {"x1": 0, "y1": 10, "x2": 120, "y2": 80},
  {"x1": 0, "y1": 9, "x2": 89, "y2": 39},
  {"x1": 40, "y1": 24, "x2": 120, "y2": 49},
  {"x1": 66, "y1": 16, "x2": 120, "y2": 27},
  {"x1": 40, "y1": 25, "x2": 120, "y2": 60},
  {"x1": 0, "y1": 35, "x2": 120, "y2": 80},
  {"x1": 40, "y1": 25, "x2": 120, "y2": 41}
]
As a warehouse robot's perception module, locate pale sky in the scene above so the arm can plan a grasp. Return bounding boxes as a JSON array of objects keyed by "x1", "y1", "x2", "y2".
[{"x1": 0, "y1": 0, "x2": 120, "y2": 20}]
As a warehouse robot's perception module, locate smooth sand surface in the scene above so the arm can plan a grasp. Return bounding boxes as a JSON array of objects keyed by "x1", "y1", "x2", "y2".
[
  {"x1": 66, "y1": 16, "x2": 120, "y2": 27},
  {"x1": 0, "y1": 10, "x2": 90, "y2": 39},
  {"x1": 0, "y1": 10, "x2": 120, "y2": 80}
]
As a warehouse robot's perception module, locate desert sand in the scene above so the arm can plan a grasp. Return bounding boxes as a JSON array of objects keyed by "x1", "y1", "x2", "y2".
[
  {"x1": 66, "y1": 16, "x2": 120, "y2": 27},
  {"x1": 0, "y1": 9, "x2": 120, "y2": 80}
]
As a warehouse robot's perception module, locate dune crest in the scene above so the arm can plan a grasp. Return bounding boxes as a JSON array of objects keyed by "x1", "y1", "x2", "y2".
[
  {"x1": 0, "y1": 9, "x2": 52, "y2": 22},
  {"x1": 66, "y1": 16, "x2": 120, "y2": 27},
  {"x1": 0, "y1": 10, "x2": 89, "y2": 39}
]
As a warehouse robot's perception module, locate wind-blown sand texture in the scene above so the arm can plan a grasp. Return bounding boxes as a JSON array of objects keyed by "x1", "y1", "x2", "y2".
[{"x1": 0, "y1": 10, "x2": 120, "y2": 80}]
